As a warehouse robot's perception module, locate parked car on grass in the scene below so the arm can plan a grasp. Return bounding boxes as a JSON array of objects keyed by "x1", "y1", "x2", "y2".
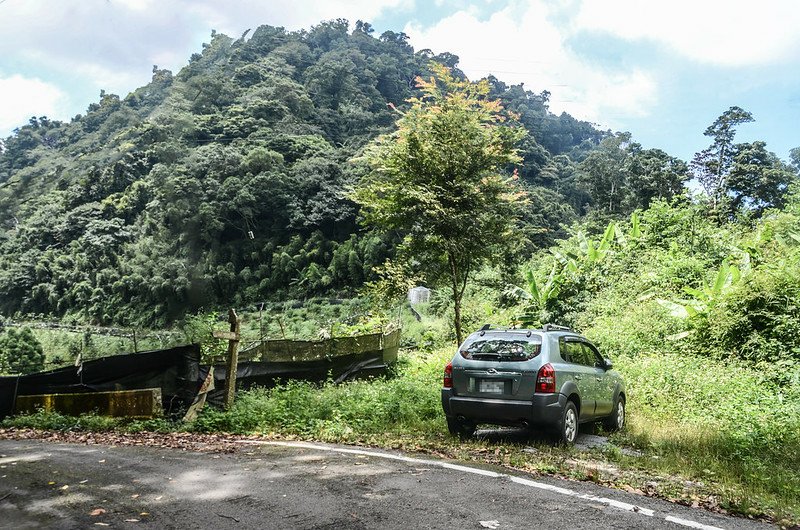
[{"x1": 441, "y1": 324, "x2": 626, "y2": 444}]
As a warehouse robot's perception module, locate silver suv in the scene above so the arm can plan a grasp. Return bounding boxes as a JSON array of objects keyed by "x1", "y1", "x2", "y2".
[{"x1": 441, "y1": 324, "x2": 626, "y2": 443}]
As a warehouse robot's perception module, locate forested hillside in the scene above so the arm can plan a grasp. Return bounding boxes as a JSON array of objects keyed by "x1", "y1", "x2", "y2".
[
  {"x1": 0, "y1": 20, "x2": 618, "y2": 326},
  {"x1": 2, "y1": 19, "x2": 795, "y2": 329}
]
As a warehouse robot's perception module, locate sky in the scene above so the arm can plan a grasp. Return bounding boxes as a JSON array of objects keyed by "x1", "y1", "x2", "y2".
[{"x1": 1, "y1": 0, "x2": 799, "y2": 162}]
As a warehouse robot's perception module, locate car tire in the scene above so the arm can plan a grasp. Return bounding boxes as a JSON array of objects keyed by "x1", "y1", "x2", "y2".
[
  {"x1": 446, "y1": 416, "x2": 476, "y2": 439},
  {"x1": 556, "y1": 401, "x2": 578, "y2": 445},
  {"x1": 604, "y1": 396, "x2": 625, "y2": 431}
]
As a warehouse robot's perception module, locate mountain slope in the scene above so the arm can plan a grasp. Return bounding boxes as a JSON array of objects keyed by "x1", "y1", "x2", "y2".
[{"x1": 0, "y1": 20, "x2": 605, "y2": 325}]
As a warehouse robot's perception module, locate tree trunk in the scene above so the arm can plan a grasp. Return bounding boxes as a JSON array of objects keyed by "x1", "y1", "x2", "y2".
[
  {"x1": 447, "y1": 252, "x2": 469, "y2": 345},
  {"x1": 453, "y1": 296, "x2": 463, "y2": 346}
]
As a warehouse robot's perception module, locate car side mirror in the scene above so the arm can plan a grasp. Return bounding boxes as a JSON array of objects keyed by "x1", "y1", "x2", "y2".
[{"x1": 603, "y1": 358, "x2": 613, "y2": 370}]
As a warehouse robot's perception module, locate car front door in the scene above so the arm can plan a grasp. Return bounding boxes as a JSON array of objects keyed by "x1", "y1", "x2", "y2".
[{"x1": 585, "y1": 341, "x2": 613, "y2": 416}]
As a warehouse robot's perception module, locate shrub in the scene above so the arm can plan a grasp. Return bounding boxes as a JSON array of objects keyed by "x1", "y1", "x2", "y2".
[{"x1": 0, "y1": 327, "x2": 46, "y2": 374}]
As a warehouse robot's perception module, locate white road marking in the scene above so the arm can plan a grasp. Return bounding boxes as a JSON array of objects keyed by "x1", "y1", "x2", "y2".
[
  {"x1": 665, "y1": 515, "x2": 726, "y2": 530},
  {"x1": 244, "y1": 440, "x2": 728, "y2": 529},
  {"x1": 0, "y1": 452, "x2": 50, "y2": 464}
]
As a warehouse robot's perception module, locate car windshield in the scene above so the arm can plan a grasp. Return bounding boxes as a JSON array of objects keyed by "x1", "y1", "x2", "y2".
[{"x1": 461, "y1": 336, "x2": 542, "y2": 361}]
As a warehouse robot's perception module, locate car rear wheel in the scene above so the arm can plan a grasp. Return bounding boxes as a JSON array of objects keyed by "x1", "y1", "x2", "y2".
[
  {"x1": 604, "y1": 396, "x2": 625, "y2": 431},
  {"x1": 556, "y1": 401, "x2": 578, "y2": 445},
  {"x1": 446, "y1": 416, "x2": 476, "y2": 439}
]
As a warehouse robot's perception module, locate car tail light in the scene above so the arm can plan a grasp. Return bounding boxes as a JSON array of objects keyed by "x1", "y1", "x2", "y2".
[
  {"x1": 536, "y1": 363, "x2": 555, "y2": 393},
  {"x1": 443, "y1": 362, "x2": 453, "y2": 388}
]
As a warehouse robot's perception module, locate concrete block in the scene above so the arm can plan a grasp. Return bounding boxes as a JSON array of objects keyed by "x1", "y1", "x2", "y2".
[{"x1": 14, "y1": 388, "x2": 163, "y2": 418}]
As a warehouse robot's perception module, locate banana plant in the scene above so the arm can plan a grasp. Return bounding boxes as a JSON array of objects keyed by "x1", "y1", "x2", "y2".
[
  {"x1": 657, "y1": 260, "x2": 742, "y2": 319},
  {"x1": 525, "y1": 263, "x2": 562, "y2": 311},
  {"x1": 577, "y1": 221, "x2": 616, "y2": 264},
  {"x1": 614, "y1": 211, "x2": 641, "y2": 249},
  {"x1": 511, "y1": 264, "x2": 563, "y2": 326}
]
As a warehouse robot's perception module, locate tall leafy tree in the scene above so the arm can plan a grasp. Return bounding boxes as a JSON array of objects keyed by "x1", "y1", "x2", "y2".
[
  {"x1": 353, "y1": 64, "x2": 526, "y2": 343},
  {"x1": 790, "y1": 147, "x2": 800, "y2": 174},
  {"x1": 690, "y1": 106, "x2": 754, "y2": 213},
  {"x1": 625, "y1": 146, "x2": 688, "y2": 210},
  {"x1": 577, "y1": 133, "x2": 631, "y2": 215},
  {"x1": 727, "y1": 141, "x2": 797, "y2": 214}
]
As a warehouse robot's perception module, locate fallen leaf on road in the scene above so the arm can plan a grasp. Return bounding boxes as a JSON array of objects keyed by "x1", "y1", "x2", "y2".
[
  {"x1": 131, "y1": 494, "x2": 139, "y2": 499},
  {"x1": 79, "y1": 480, "x2": 88, "y2": 484},
  {"x1": 89, "y1": 508, "x2": 106, "y2": 516},
  {"x1": 98, "y1": 460, "x2": 106, "y2": 463},
  {"x1": 48, "y1": 481, "x2": 56, "y2": 485},
  {"x1": 125, "y1": 519, "x2": 140, "y2": 522},
  {"x1": 139, "y1": 512, "x2": 149, "y2": 516},
  {"x1": 480, "y1": 521, "x2": 500, "y2": 529},
  {"x1": 154, "y1": 496, "x2": 163, "y2": 501},
  {"x1": 60, "y1": 485, "x2": 69, "y2": 490},
  {"x1": 94, "y1": 523, "x2": 110, "y2": 527}
]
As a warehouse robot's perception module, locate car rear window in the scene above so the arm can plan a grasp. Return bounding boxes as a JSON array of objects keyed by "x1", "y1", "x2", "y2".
[{"x1": 460, "y1": 336, "x2": 542, "y2": 361}]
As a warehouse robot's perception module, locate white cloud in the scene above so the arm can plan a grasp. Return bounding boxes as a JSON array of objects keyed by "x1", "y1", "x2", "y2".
[
  {"x1": 0, "y1": 75, "x2": 66, "y2": 134},
  {"x1": 574, "y1": 0, "x2": 800, "y2": 66},
  {"x1": 404, "y1": 2, "x2": 658, "y2": 127}
]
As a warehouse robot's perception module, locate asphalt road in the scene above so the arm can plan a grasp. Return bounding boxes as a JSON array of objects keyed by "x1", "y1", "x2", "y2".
[{"x1": 0, "y1": 439, "x2": 775, "y2": 530}]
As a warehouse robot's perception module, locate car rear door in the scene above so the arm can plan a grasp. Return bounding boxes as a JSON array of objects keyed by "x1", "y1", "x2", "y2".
[
  {"x1": 559, "y1": 337, "x2": 597, "y2": 420},
  {"x1": 451, "y1": 335, "x2": 541, "y2": 401}
]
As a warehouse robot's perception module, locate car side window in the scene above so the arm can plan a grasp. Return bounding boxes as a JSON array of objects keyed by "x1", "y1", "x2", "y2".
[
  {"x1": 561, "y1": 338, "x2": 585, "y2": 365},
  {"x1": 559, "y1": 338, "x2": 576, "y2": 363},
  {"x1": 572, "y1": 343, "x2": 592, "y2": 367},
  {"x1": 584, "y1": 342, "x2": 605, "y2": 368}
]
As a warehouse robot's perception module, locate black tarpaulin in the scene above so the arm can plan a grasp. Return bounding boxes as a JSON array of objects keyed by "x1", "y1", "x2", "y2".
[
  {"x1": 206, "y1": 350, "x2": 390, "y2": 405},
  {"x1": 0, "y1": 345, "x2": 201, "y2": 419},
  {"x1": 0, "y1": 333, "x2": 398, "y2": 419}
]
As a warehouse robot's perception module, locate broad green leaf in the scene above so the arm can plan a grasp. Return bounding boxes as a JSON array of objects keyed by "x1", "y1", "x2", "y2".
[
  {"x1": 712, "y1": 261, "x2": 730, "y2": 294},
  {"x1": 656, "y1": 299, "x2": 690, "y2": 319},
  {"x1": 598, "y1": 221, "x2": 616, "y2": 254},
  {"x1": 683, "y1": 286, "x2": 706, "y2": 299},
  {"x1": 629, "y1": 211, "x2": 641, "y2": 239},
  {"x1": 614, "y1": 224, "x2": 627, "y2": 247}
]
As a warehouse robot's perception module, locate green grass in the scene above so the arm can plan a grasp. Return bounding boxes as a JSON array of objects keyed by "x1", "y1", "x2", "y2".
[{"x1": 1, "y1": 409, "x2": 176, "y2": 433}]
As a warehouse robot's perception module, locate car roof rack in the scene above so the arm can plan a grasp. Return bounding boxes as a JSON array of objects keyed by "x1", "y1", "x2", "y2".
[{"x1": 542, "y1": 323, "x2": 572, "y2": 332}]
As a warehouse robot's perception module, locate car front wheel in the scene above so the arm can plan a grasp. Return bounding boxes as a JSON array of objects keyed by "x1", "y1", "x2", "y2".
[
  {"x1": 556, "y1": 401, "x2": 578, "y2": 444},
  {"x1": 604, "y1": 396, "x2": 625, "y2": 431}
]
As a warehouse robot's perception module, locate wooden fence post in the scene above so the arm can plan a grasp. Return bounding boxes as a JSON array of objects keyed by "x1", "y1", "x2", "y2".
[{"x1": 213, "y1": 309, "x2": 241, "y2": 410}]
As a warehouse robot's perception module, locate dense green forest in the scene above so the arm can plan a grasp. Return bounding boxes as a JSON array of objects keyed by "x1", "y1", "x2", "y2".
[
  {"x1": 0, "y1": 20, "x2": 610, "y2": 326},
  {"x1": 0, "y1": 19, "x2": 797, "y2": 331}
]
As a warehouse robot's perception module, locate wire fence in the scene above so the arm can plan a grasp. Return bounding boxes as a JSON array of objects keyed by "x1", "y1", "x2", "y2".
[
  {"x1": 1, "y1": 304, "x2": 403, "y2": 372},
  {"x1": 1, "y1": 320, "x2": 186, "y2": 371}
]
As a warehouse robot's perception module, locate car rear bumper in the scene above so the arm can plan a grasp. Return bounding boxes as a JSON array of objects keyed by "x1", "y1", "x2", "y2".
[{"x1": 441, "y1": 389, "x2": 566, "y2": 427}]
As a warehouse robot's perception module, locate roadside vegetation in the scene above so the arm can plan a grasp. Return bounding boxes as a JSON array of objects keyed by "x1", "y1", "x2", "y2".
[{"x1": 5, "y1": 198, "x2": 800, "y2": 523}]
